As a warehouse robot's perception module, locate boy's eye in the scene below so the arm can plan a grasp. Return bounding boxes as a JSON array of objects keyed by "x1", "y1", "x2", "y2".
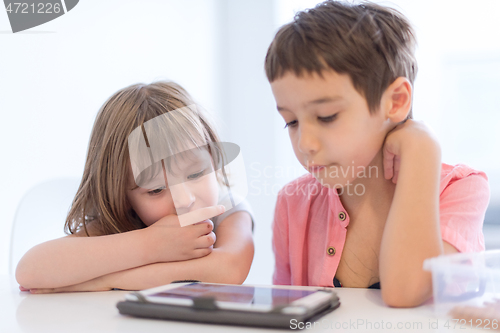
[
  {"x1": 148, "y1": 187, "x2": 166, "y2": 195},
  {"x1": 187, "y1": 170, "x2": 205, "y2": 180},
  {"x1": 318, "y1": 114, "x2": 338, "y2": 123},
  {"x1": 284, "y1": 120, "x2": 298, "y2": 129}
]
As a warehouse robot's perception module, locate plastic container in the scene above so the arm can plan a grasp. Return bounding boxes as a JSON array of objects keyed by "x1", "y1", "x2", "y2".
[{"x1": 423, "y1": 250, "x2": 500, "y2": 315}]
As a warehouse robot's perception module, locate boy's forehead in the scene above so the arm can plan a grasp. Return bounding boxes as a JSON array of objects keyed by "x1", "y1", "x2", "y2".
[
  {"x1": 272, "y1": 70, "x2": 351, "y2": 90},
  {"x1": 271, "y1": 70, "x2": 351, "y2": 109}
]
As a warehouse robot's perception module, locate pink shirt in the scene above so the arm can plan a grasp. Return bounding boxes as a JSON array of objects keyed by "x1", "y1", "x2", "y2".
[{"x1": 272, "y1": 163, "x2": 489, "y2": 287}]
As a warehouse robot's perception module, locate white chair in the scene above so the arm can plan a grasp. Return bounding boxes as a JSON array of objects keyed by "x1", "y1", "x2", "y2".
[{"x1": 9, "y1": 177, "x2": 81, "y2": 275}]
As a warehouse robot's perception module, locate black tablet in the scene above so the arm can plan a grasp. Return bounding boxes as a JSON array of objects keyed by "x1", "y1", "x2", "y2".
[{"x1": 117, "y1": 282, "x2": 340, "y2": 328}]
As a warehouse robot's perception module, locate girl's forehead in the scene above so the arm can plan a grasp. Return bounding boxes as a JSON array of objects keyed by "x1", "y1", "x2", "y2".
[
  {"x1": 169, "y1": 145, "x2": 211, "y2": 164},
  {"x1": 128, "y1": 146, "x2": 213, "y2": 190},
  {"x1": 128, "y1": 104, "x2": 209, "y2": 182}
]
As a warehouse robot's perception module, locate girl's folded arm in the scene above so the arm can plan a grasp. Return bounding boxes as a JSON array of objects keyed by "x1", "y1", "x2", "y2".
[
  {"x1": 15, "y1": 226, "x2": 152, "y2": 289},
  {"x1": 17, "y1": 210, "x2": 219, "y2": 290},
  {"x1": 107, "y1": 211, "x2": 254, "y2": 290},
  {"x1": 36, "y1": 211, "x2": 254, "y2": 293}
]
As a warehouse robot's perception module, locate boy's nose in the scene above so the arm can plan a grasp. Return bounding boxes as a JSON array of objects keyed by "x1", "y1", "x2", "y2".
[
  {"x1": 297, "y1": 124, "x2": 320, "y2": 155},
  {"x1": 170, "y1": 183, "x2": 196, "y2": 214}
]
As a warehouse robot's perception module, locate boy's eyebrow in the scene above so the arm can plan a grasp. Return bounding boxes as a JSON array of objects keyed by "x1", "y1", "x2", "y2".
[
  {"x1": 304, "y1": 96, "x2": 344, "y2": 108},
  {"x1": 277, "y1": 96, "x2": 344, "y2": 112}
]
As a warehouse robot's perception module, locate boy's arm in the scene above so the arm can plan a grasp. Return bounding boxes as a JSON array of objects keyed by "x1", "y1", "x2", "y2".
[
  {"x1": 16, "y1": 207, "x2": 221, "y2": 289},
  {"x1": 379, "y1": 120, "x2": 447, "y2": 307},
  {"x1": 29, "y1": 212, "x2": 254, "y2": 293}
]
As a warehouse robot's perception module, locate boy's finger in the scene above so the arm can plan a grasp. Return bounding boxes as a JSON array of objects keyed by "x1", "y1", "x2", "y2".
[
  {"x1": 179, "y1": 205, "x2": 226, "y2": 227},
  {"x1": 383, "y1": 153, "x2": 394, "y2": 180},
  {"x1": 392, "y1": 156, "x2": 401, "y2": 184},
  {"x1": 392, "y1": 171, "x2": 399, "y2": 184}
]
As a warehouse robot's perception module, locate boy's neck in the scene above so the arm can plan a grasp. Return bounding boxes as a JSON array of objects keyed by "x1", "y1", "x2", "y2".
[{"x1": 338, "y1": 150, "x2": 396, "y2": 217}]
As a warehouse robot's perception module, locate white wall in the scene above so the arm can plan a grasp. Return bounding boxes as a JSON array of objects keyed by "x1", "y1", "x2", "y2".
[
  {"x1": 214, "y1": 1, "x2": 279, "y2": 285},
  {"x1": 0, "y1": 0, "x2": 219, "y2": 275}
]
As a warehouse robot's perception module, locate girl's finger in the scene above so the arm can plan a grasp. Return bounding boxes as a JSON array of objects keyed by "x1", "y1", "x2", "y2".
[
  {"x1": 29, "y1": 288, "x2": 47, "y2": 294},
  {"x1": 193, "y1": 247, "x2": 213, "y2": 258},
  {"x1": 192, "y1": 220, "x2": 214, "y2": 237},
  {"x1": 178, "y1": 205, "x2": 226, "y2": 227},
  {"x1": 31, "y1": 286, "x2": 71, "y2": 294},
  {"x1": 196, "y1": 232, "x2": 216, "y2": 249},
  {"x1": 193, "y1": 219, "x2": 214, "y2": 229}
]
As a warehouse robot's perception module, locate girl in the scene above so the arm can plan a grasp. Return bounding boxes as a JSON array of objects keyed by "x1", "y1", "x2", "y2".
[{"x1": 16, "y1": 81, "x2": 254, "y2": 293}]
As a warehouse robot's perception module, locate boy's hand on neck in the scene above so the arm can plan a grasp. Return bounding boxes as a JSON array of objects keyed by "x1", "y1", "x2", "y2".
[
  {"x1": 382, "y1": 119, "x2": 441, "y2": 184},
  {"x1": 379, "y1": 119, "x2": 445, "y2": 307}
]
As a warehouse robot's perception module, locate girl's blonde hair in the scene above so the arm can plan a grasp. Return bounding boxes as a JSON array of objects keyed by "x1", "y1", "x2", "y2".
[{"x1": 65, "y1": 81, "x2": 222, "y2": 236}]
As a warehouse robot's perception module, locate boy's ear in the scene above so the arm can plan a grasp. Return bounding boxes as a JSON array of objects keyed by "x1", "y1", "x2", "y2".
[{"x1": 382, "y1": 77, "x2": 412, "y2": 123}]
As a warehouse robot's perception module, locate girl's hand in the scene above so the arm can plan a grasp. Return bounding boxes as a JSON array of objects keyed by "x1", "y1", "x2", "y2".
[
  {"x1": 382, "y1": 120, "x2": 440, "y2": 184},
  {"x1": 19, "y1": 276, "x2": 112, "y2": 294},
  {"x1": 145, "y1": 205, "x2": 225, "y2": 263}
]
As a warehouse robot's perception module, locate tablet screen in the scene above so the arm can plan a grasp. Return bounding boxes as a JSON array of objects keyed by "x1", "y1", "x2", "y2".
[{"x1": 150, "y1": 283, "x2": 316, "y2": 306}]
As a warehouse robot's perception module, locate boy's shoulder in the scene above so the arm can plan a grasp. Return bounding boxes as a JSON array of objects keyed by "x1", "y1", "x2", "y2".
[{"x1": 440, "y1": 163, "x2": 488, "y2": 194}]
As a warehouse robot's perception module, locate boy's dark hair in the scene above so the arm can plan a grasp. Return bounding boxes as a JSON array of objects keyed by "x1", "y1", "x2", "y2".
[{"x1": 265, "y1": 0, "x2": 417, "y2": 117}]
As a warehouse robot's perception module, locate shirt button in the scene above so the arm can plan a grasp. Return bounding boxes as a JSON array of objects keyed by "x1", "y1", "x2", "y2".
[
  {"x1": 338, "y1": 211, "x2": 346, "y2": 221},
  {"x1": 327, "y1": 247, "x2": 336, "y2": 256}
]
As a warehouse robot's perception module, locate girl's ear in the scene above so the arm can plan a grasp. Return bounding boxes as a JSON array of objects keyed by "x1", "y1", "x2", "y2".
[{"x1": 382, "y1": 77, "x2": 412, "y2": 123}]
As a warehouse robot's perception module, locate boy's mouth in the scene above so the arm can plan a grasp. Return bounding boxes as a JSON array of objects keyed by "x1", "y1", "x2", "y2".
[{"x1": 308, "y1": 165, "x2": 326, "y2": 174}]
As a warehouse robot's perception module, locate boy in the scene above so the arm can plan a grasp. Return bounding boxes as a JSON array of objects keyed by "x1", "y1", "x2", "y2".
[{"x1": 265, "y1": 1, "x2": 489, "y2": 307}]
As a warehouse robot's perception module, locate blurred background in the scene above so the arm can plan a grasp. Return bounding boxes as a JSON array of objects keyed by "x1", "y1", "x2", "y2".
[{"x1": 1, "y1": 0, "x2": 499, "y2": 283}]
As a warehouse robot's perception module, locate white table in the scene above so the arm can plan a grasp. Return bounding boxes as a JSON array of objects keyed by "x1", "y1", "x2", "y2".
[{"x1": 0, "y1": 275, "x2": 485, "y2": 332}]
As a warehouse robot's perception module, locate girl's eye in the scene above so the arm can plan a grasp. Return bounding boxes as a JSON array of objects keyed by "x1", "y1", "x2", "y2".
[
  {"x1": 284, "y1": 120, "x2": 298, "y2": 129},
  {"x1": 318, "y1": 113, "x2": 338, "y2": 123},
  {"x1": 148, "y1": 187, "x2": 165, "y2": 195},
  {"x1": 187, "y1": 170, "x2": 205, "y2": 180}
]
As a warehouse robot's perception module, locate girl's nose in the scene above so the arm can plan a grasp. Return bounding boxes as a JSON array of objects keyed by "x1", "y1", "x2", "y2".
[
  {"x1": 170, "y1": 183, "x2": 196, "y2": 214},
  {"x1": 297, "y1": 124, "x2": 320, "y2": 155}
]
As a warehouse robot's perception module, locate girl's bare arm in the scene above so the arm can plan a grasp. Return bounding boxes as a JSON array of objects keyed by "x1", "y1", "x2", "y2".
[
  {"x1": 28, "y1": 212, "x2": 254, "y2": 293},
  {"x1": 108, "y1": 212, "x2": 254, "y2": 290},
  {"x1": 16, "y1": 227, "x2": 151, "y2": 289},
  {"x1": 16, "y1": 206, "x2": 223, "y2": 289}
]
